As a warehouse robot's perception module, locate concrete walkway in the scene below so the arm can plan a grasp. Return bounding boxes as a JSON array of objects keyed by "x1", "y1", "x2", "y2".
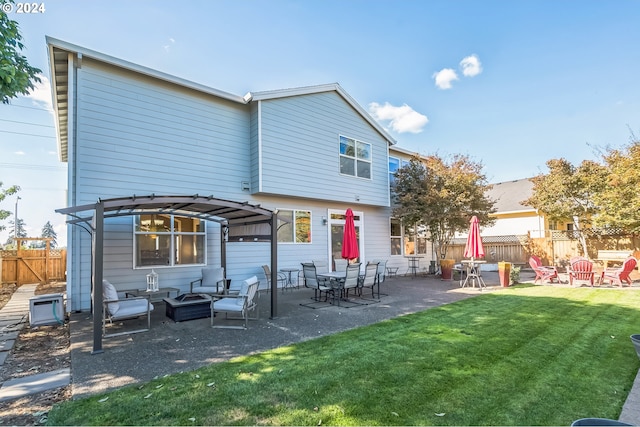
[
  {"x1": 0, "y1": 278, "x2": 638, "y2": 425},
  {"x1": 0, "y1": 283, "x2": 70, "y2": 402}
]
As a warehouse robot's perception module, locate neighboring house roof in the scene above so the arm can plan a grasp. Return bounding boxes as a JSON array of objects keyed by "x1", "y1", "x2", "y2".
[
  {"x1": 487, "y1": 178, "x2": 536, "y2": 214},
  {"x1": 46, "y1": 36, "x2": 396, "y2": 162}
]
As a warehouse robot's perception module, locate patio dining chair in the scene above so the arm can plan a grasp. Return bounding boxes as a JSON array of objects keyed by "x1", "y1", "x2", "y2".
[
  {"x1": 568, "y1": 257, "x2": 595, "y2": 287},
  {"x1": 341, "y1": 263, "x2": 362, "y2": 300},
  {"x1": 300, "y1": 263, "x2": 334, "y2": 308},
  {"x1": 529, "y1": 255, "x2": 559, "y2": 284},
  {"x1": 261, "y1": 264, "x2": 287, "y2": 293},
  {"x1": 600, "y1": 256, "x2": 637, "y2": 287},
  {"x1": 359, "y1": 262, "x2": 380, "y2": 299},
  {"x1": 333, "y1": 258, "x2": 348, "y2": 272},
  {"x1": 211, "y1": 276, "x2": 259, "y2": 330},
  {"x1": 102, "y1": 280, "x2": 154, "y2": 338}
]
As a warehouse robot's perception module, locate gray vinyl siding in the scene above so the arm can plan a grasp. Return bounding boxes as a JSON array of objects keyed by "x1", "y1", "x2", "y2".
[
  {"x1": 64, "y1": 59, "x2": 395, "y2": 310},
  {"x1": 254, "y1": 92, "x2": 390, "y2": 207},
  {"x1": 69, "y1": 60, "x2": 252, "y2": 308}
]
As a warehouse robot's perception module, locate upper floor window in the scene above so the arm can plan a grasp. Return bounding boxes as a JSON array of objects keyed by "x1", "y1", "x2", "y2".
[
  {"x1": 277, "y1": 209, "x2": 311, "y2": 243},
  {"x1": 339, "y1": 135, "x2": 371, "y2": 179},
  {"x1": 134, "y1": 214, "x2": 205, "y2": 268},
  {"x1": 389, "y1": 156, "x2": 410, "y2": 188}
]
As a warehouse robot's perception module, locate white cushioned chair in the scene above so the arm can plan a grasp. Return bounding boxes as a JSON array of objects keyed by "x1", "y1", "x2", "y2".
[
  {"x1": 102, "y1": 280, "x2": 154, "y2": 338},
  {"x1": 211, "y1": 276, "x2": 259, "y2": 329},
  {"x1": 190, "y1": 267, "x2": 225, "y2": 295}
]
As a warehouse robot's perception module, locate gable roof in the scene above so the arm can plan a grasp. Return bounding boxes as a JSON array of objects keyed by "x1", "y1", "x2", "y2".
[
  {"x1": 487, "y1": 178, "x2": 536, "y2": 214},
  {"x1": 246, "y1": 84, "x2": 396, "y2": 145},
  {"x1": 46, "y1": 37, "x2": 395, "y2": 162}
]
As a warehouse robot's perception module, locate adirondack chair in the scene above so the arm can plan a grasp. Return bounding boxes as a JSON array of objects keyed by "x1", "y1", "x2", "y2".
[
  {"x1": 568, "y1": 257, "x2": 595, "y2": 287},
  {"x1": 529, "y1": 255, "x2": 559, "y2": 284},
  {"x1": 600, "y1": 256, "x2": 637, "y2": 287}
]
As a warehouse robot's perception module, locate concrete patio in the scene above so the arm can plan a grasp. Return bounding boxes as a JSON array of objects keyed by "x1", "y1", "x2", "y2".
[{"x1": 69, "y1": 271, "x2": 515, "y2": 398}]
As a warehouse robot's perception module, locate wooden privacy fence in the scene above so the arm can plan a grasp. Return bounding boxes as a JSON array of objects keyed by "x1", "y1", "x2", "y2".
[
  {"x1": 1, "y1": 238, "x2": 66, "y2": 285},
  {"x1": 448, "y1": 235, "x2": 530, "y2": 265},
  {"x1": 448, "y1": 229, "x2": 640, "y2": 269}
]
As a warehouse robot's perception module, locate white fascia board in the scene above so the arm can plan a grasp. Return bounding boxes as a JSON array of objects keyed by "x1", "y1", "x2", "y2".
[
  {"x1": 45, "y1": 36, "x2": 247, "y2": 105},
  {"x1": 491, "y1": 209, "x2": 538, "y2": 216}
]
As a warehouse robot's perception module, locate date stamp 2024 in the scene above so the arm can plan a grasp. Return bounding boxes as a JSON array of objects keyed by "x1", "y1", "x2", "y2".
[{"x1": 2, "y1": 2, "x2": 46, "y2": 14}]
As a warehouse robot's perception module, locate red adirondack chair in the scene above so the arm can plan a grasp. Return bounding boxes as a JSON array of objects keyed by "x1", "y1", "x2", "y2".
[
  {"x1": 529, "y1": 255, "x2": 559, "y2": 284},
  {"x1": 568, "y1": 257, "x2": 595, "y2": 287},
  {"x1": 600, "y1": 256, "x2": 637, "y2": 287}
]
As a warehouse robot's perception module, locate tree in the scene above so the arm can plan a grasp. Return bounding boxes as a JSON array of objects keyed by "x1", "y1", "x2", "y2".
[
  {"x1": 591, "y1": 139, "x2": 640, "y2": 233},
  {"x1": 41, "y1": 220, "x2": 57, "y2": 248},
  {"x1": 0, "y1": 0, "x2": 42, "y2": 103},
  {"x1": 523, "y1": 158, "x2": 608, "y2": 256},
  {"x1": 5, "y1": 217, "x2": 26, "y2": 246},
  {"x1": 0, "y1": 182, "x2": 19, "y2": 232},
  {"x1": 393, "y1": 153, "x2": 496, "y2": 260}
]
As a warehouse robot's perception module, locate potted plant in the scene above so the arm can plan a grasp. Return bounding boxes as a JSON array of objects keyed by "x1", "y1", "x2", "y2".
[{"x1": 498, "y1": 261, "x2": 511, "y2": 287}]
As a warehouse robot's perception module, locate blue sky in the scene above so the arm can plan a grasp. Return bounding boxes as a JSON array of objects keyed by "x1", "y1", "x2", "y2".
[{"x1": 2, "y1": 0, "x2": 640, "y2": 247}]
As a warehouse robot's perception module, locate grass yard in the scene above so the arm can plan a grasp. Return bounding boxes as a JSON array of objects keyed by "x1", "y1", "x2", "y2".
[{"x1": 47, "y1": 285, "x2": 640, "y2": 426}]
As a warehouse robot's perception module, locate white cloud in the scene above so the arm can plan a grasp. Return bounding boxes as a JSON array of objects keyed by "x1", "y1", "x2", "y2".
[
  {"x1": 460, "y1": 54, "x2": 482, "y2": 77},
  {"x1": 163, "y1": 38, "x2": 175, "y2": 52},
  {"x1": 25, "y1": 74, "x2": 53, "y2": 110},
  {"x1": 432, "y1": 68, "x2": 458, "y2": 90},
  {"x1": 368, "y1": 102, "x2": 429, "y2": 134}
]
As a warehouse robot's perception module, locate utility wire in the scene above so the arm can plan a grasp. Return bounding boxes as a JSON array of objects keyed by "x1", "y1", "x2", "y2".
[
  {"x1": 0, "y1": 118, "x2": 55, "y2": 128},
  {"x1": 0, "y1": 129, "x2": 55, "y2": 139}
]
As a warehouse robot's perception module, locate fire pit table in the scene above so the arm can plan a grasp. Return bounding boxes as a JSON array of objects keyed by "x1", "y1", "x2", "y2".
[{"x1": 164, "y1": 293, "x2": 212, "y2": 322}]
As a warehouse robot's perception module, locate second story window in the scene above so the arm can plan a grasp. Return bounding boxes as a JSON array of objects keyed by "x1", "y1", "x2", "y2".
[{"x1": 339, "y1": 135, "x2": 371, "y2": 179}]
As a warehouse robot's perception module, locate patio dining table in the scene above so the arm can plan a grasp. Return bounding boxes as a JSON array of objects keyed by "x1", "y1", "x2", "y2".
[
  {"x1": 317, "y1": 270, "x2": 361, "y2": 306},
  {"x1": 460, "y1": 260, "x2": 486, "y2": 289}
]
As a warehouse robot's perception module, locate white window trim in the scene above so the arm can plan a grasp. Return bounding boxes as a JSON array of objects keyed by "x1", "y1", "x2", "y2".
[
  {"x1": 133, "y1": 215, "x2": 207, "y2": 269},
  {"x1": 339, "y1": 134, "x2": 372, "y2": 180},
  {"x1": 277, "y1": 209, "x2": 312, "y2": 244}
]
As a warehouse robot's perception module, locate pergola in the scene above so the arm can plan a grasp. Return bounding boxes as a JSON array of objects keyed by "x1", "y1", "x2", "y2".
[{"x1": 56, "y1": 194, "x2": 280, "y2": 354}]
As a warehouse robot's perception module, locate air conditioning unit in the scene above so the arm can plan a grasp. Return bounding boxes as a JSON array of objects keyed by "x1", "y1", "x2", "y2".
[{"x1": 29, "y1": 293, "x2": 64, "y2": 327}]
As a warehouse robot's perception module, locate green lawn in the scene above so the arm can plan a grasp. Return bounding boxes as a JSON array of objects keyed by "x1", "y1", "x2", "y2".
[{"x1": 47, "y1": 285, "x2": 640, "y2": 426}]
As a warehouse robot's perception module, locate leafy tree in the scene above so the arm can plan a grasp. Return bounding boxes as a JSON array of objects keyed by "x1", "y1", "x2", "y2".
[
  {"x1": 589, "y1": 139, "x2": 640, "y2": 233},
  {"x1": 523, "y1": 158, "x2": 608, "y2": 256},
  {"x1": 41, "y1": 220, "x2": 57, "y2": 248},
  {"x1": 0, "y1": 182, "x2": 19, "y2": 232},
  {"x1": 393, "y1": 153, "x2": 496, "y2": 260},
  {"x1": 0, "y1": 0, "x2": 42, "y2": 103}
]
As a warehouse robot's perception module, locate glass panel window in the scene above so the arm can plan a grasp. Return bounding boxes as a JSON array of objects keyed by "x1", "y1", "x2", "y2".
[
  {"x1": 277, "y1": 209, "x2": 312, "y2": 243},
  {"x1": 390, "y1": 219, "x2": 402, "y2": 255},
  {"x1": 339, "y1": 135, "x2": 371, "y2": 179},
  {"x1": 389, "y1": 157, "x2": 400, "y2": 186},
  {"x1": 134, "y1": 215, "x2": 206, "y2": 268}
]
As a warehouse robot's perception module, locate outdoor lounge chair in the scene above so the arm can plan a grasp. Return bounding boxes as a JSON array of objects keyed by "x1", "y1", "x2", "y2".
[
  {"x1": 600, "y1": 256, "x2": 637, "y2": 287},
  {"x1": 568, "y1": 257, "x2": 595, "y2": 286},
  {"x1": 529, "y1": 255, "x2": 559, "y2": 284},
  {"x1": 190, "y1": 267, "x2": 226, "y2": 295},
  {"x1": 261, "y1": 264, "x2": 287, "y2": 293},
  {"x1": 211, "y1": 276, "x2": 259, "y2": 329},
  {"x1": 102, "y1": 279, "x2": 154, "y2": 338}
]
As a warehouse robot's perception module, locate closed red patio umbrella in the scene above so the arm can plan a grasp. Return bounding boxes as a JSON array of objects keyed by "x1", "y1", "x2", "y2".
[
  {"x1": 341, "y1": 208, "x2": 359, "y2": 261},
  {"x1": 464, "y1": 215, "x2": 484, "y2": 260}
]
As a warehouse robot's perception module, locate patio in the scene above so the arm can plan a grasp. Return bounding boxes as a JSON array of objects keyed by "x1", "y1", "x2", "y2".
[{"x1": 68, "y1": 270, "x2": 520, "y2": 399}]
